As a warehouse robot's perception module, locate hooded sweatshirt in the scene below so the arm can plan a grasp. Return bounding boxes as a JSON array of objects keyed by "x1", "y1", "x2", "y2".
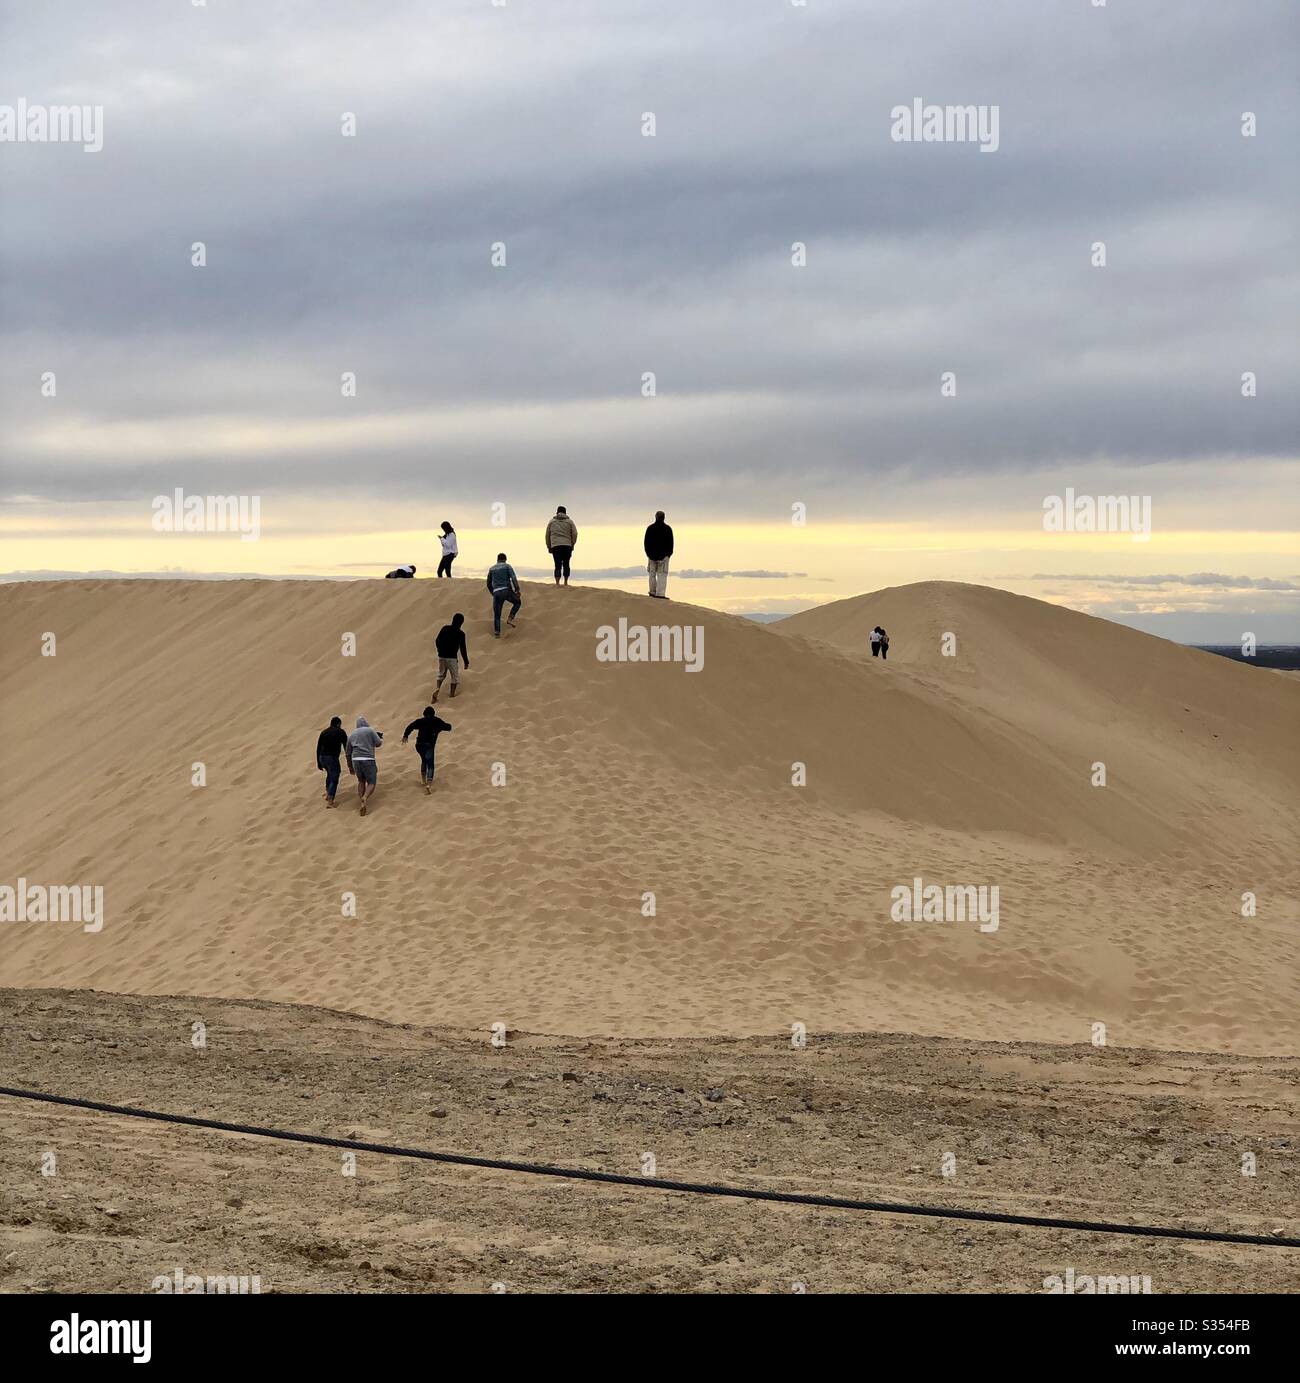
[
  {"x1": 545, "y1": 513, "x2": 578, "y2": 550},
  {"x1": 347, "y1": 716, "x2": 384, "y2": 761},
  {"x1": 435, "y1": 616, "x2": 469, "y2": 663},
  {"x1": 402, "y1": 711, "x2": 453, "y2": 749}
]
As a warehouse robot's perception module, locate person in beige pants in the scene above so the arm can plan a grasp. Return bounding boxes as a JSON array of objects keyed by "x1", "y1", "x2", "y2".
[{"x1": 644, "y1": 510, "x2": 674, "y2": 598}]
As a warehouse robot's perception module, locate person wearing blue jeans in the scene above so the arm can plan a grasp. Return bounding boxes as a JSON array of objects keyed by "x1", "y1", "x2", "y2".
[
  {"x1": 315, "y1": 715, "x2": 348, "y2": 808},
  {"x1": 401, "y1": 706, "x2": 452, "y2": 794},
  {"x1": 486, "y1": 552, "x2": 522, "y2": 636}
]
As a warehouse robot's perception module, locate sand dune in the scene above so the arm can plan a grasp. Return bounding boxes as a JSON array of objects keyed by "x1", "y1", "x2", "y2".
[{"x1": 1, "y1": 578, "x2": 1296, "y2": 1052}]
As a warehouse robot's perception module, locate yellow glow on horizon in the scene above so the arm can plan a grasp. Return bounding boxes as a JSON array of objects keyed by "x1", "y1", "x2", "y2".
[{"x1": 3, "y1": 514, "x2": 1296, "y2": 622}]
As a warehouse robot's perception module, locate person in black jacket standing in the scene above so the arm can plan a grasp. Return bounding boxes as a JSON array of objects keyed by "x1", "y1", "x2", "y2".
[
  {"x1": 315, "y1": 716, "x2": 348, "y2": 808},
  {"x1": 644, "y1": 510, "x2": 674, "y2": 598},
  {"x1": 401, "y1": 706, "x2": 453, "y2": 794},
  {"x1": 433, "y1": 612, "x2": 469, "y2": 701}
]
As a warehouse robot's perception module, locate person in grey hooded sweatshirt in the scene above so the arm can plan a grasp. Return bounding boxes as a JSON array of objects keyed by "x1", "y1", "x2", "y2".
[{"x1": 346, "y1": 715, "x2": 384, "y2": 815}]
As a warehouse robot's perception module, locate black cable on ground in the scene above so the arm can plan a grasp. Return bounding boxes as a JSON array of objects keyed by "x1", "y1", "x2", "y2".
[{"x1": 3, "y1": 1084, "x2": 1297, "y2": 1248}]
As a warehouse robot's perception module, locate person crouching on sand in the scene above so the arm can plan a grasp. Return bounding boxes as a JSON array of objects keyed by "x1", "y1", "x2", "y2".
[
  {"x1": 437, "y1": 522, "x2": 457, "y2": 577},
  {"x1": 486, "y1": 552, "x2": 521, "y2": 636},
  {"x1": 402, "y1": 706, "x2": 453, "y2": 794},
  {"x1": 316, "y1": 715, "x2": 348, "y2": 808},
  {"x1": 433, "y1": 612, "x2": 469, "y2": 700},
  {"x1": 346, "y1": 715, "x2": 384, "y2": 815}
]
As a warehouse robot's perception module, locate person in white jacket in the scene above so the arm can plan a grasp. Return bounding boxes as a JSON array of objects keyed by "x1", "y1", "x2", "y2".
[{"x1": 436, "y1": 521, "x2": 458, "y2": 578}]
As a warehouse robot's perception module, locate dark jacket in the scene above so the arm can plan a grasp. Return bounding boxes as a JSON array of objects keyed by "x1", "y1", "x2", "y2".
[
  {"x1": 316, "y1": 725, "x2": 348, "y2": 759},
  {"x1": 644, "y1": 520, "x2": 674, "y2": 561},
  {"x1": 402, "y1": 712, "x2": 452, "y2": 749},
  {"x1": 435, "y1": 621, "x2": 469, "y2": 664}
]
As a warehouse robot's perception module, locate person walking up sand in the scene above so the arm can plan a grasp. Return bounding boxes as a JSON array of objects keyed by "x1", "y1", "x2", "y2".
[
  {"x1": 433, "y1": 612, "x2": 469, "y2": 700},
  {"x1": 870, "y1": 626, "x2": 883, "y2": 657},
  {"x1": 401, "y1": 706, "x2": 453, "y2": 794},
  {"x1": 486, "y1": 553, "x2": 521, "y2": 636},
  {"x1": 545, "y1": 505, "x2": 578, "y2": 586},
  {"x1": 436, "y1": 522, "x2": 458, "y2": 578},
  {"x1": 315, "y1": 715, "x2": 348, "y2": 808},
  {"x1": 346, "y1": 715, "x2": 384, "y2": 815},
  {"x1": 879, "y1": 627, "x2": 889, "y2": 660},
  {"x1": 644, "y1": 510, "x2": 673, "y2": 598}
]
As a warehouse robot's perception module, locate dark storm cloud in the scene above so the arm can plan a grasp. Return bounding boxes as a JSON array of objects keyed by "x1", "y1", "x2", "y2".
[{"x1": 1, "y1": 0, "x2": 1296, "y2": 513}]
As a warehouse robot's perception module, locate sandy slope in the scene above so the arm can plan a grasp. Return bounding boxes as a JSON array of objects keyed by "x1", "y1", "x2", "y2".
[{"x1": 0, "y1": 578, "x2": 1296, "y2": 1052}]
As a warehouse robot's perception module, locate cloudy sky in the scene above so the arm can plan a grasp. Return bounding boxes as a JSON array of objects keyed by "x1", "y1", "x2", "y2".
[{"x1": 2, "y1": 0, "x2": 1296, "y2": 639}]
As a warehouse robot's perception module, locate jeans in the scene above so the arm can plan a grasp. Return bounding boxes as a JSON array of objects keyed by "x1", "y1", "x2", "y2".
[
  {"x1": 437, "y1": 553, "x2": 454, "y2": 577},
  {"x1": 551, "y1": 545, "x2": 573, "y2": 581},
  {"x1": 492, "y1": 588, "x2": 521, "y2": 632},
  {"x1": 417, "y1": 745, "x2": 436, "y2": 781},
  {"x1": 318, "y1": 754, "x2": 341, "y2": 799}
]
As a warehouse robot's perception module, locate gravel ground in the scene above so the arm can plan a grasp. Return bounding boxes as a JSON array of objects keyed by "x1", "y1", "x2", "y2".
[{"x1": 1, "y1": 987, "x2": 1296, "y2": 1294}]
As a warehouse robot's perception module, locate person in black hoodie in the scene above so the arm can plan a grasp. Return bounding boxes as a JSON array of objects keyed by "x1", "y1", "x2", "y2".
[
  {"x1": 644, "y1": 510, "x2": 673, "y2": 598},
  {"x1": 401, "y1": 706, "x2": 453, "y2": 793},
  {"x1": 433, "y1": 612, "x2": 469, "y2": 701},
  {"x1": 315, "y1": 716, "x2": 348, "y2": 808}
]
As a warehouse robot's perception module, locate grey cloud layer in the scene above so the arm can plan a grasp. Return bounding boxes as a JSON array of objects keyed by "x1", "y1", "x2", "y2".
[{"x1": 2, "y1": 0, "x2": 1296, "y2": 514}]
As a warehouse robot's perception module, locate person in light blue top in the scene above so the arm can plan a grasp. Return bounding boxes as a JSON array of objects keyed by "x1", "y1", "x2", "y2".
[{"x1": 486, "y1": 552, "x2": 521, "y2": 637}]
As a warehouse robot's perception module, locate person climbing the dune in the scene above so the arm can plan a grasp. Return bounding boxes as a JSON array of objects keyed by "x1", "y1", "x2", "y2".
[
  {"x1": 878, "y1": 626, "x2": 890, "y2": 660},
  {"x1": 315, "y1": 715, "x2": 348, "y2": 808},
  {"x1": 346, "y1": 715, "x2": 384, "y2": 815},
  {"x1": 870, "y1": 625, "x2": 883, "y2": 658},
  {"x1": 486, "y1": 552, "x2": 521, "y2": 636},
  {"x1": 401, "y1": 706, "x2": 453, "y2": 794},
  {"x1": 433, "y1": 612, "x2": 469, "y2": 700}
]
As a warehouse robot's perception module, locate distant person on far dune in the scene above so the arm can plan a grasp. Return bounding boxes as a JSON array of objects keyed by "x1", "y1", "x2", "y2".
[
  {"x1": 386, "y1": 564, "x2": 417, "y2": 579},
  {"x1": 346, "y1": 715, "x2": 384, "y2": 816},
  {"x1": 401, "y1": 706, "x2": 453, "y2": 794},
  {"x1": 878, "y1": 627, "x2": 890, "y2": 660},
  {"x1": 436, "y1": 522, "x2": 458, "y2": 577},
  {"x1": 433, "y1": 612, "x2": 469, "y2": 700},
  {"x1": 870, "y1": 626, "x2": 883, "y2": 658},
  {"x1": 315, "y1": 715, "x2": 348, "y2": 809},
  {"x1": 486, "y1": 552, "x2": 522, "y2": 636},
  {"x1": 644, "y1": 510, "x2": 673, "y2": 598},
  {"x1": 545, "y1": 505, "x2": 578, "y2": 586}
]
